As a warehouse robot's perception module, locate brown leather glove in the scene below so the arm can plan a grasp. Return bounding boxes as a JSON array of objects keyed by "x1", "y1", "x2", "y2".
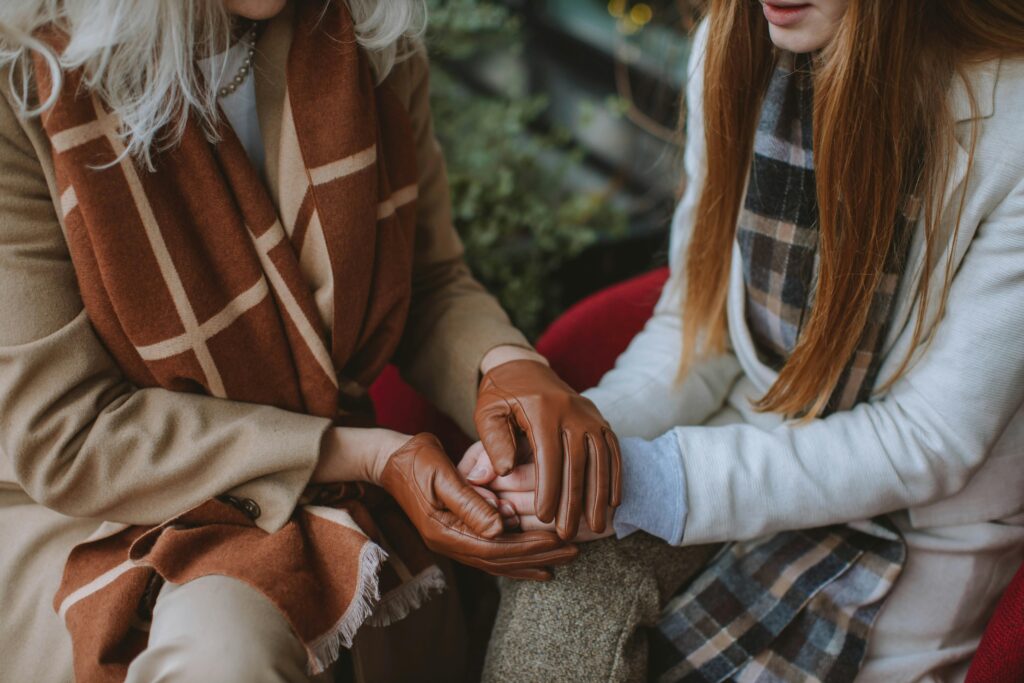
[
  {"x1": 379, "y1": 433, "x2": 578, "y2": 580},
  {"x1": 475, "y1": 359, "x2": 622, "y2": 540}
]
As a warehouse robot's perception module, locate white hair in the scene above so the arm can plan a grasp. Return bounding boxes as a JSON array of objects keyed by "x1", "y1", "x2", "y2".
[{"x1": 0, "y1": 0, "x2": 426, "y2": 166}]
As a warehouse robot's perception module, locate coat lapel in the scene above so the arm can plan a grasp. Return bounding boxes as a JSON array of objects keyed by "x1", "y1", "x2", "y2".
[{"x1": 882, "y1": 59, "x2": 1001, "y2": 354}]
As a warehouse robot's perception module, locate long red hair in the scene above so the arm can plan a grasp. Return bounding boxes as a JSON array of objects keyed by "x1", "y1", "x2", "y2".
[{"x1": 681, "y1": 0, "x2": 1024, "y2": 417}]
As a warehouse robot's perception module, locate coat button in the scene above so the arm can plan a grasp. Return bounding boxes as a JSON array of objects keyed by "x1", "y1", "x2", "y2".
[
  {"x1": 219, "y1": 494, "x2": 241, "y2": 508},
  {"x1": 219, "y1": 494, "x2": 261, "y2": 520},
  {"x1": 240, "y1": 498, "x2": 261, "y2": 520}
]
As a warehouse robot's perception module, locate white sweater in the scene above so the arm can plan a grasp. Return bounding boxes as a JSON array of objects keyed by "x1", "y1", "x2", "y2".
[{"x1": 587, "y1": 21, "x2": 1024, "y2": 683}]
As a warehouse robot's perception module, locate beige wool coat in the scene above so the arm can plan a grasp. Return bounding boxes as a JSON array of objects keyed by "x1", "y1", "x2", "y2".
[{"x1": 0, "y1": 12, "x2": 528, "y2": 681}]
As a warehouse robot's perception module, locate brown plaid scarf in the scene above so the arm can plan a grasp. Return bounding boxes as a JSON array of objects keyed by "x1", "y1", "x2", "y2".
[
  {"x1": 737, "y1": 52, "x2": 916, "y2": 410},
  {"x1": 37, "y1": 3, "x2": 443, "y2": 680},
  {"x1": 649, "y1": 53, "x2": 913, "y2": 682}
]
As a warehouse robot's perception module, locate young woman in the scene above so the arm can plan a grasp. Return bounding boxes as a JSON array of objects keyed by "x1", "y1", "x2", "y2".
[
  {"x1": 470, "y1": 1, "x2": 1024, "y2": 680},
  {"x1": 0, "y1": 1, "x2": 623, "y2": 681}
]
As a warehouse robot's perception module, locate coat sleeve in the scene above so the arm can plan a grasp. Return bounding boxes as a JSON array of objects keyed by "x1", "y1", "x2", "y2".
[
  {"x1": 388, "y1": 45, "x2": 533, "y2": 438},
  {"x1": 673, "y1": 171, "x2": 1024, "y2": 544},
  {"x1": 582, "y1": 21, "x2": 743, "y2": 439},
  {"x1": 0, "y1": 93, "x2": 330, "y2": 532}
]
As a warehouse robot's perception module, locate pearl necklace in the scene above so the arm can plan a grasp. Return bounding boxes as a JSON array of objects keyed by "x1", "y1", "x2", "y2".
[{"x1": 218, "y1": 21, "x2": 259, "y2": 99}]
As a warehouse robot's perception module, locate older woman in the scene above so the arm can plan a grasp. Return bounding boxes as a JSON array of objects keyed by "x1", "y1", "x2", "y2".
[{"x1": 0, "y1": 0, "x2": 622, "y2": 681}]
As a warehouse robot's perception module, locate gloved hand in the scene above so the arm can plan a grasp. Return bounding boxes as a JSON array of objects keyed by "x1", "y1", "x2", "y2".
[
  {"x1": 474, "y1": 359, "x2": 622, "y2": 540},
  {"x1": 379, "y1": 433, "x2": 578, "y2": 580}
]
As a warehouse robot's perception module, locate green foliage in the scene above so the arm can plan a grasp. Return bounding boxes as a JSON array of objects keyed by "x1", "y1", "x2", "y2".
[
  {"x1": 424, "y1": 0, "x2": 520, "y2": 59},
  {"x1": 426, "y1": 0, "x2": 627, "y2": 337}
]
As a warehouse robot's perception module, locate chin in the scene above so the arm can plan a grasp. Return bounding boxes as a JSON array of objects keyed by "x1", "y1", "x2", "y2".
[
  {"x1": 767, "y1": 25, "x2": 834, "y2": 53},
  {"x1": 226, "y1": 0, "x2": 288, "y2": 21}
]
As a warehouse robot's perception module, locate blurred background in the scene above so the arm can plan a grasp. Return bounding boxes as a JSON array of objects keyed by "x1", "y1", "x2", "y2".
[{"x1": 425, "y1": 0, "x2": 700, "y2": 337}]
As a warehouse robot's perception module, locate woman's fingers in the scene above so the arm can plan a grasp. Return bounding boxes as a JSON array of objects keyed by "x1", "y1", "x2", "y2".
[
  {"x1": 506, "y1": 402, "x2": 563, "y2": 525},
  {"x1": 518, "y1": 514, "x2": 615, "y2": 542},
  {"x1": 460, "y1": 441, "x2": 498, "y2": 485},
  {"x1": 434, "y1": 469, "x2": 504, "y2": 539},
  {"x1": 458, "y1": 441, "x2": 484, "y2": 477},
  {"x1": 518, "y1": 514, "x2": 557, "y2": 533},
  {"x1": 489, "y1": 462, "x2": 536, "y2": 493},
  {"x1": 476, "y1": 405, "x2": 519, "y2": 476},
  {"x1": 555, "y1": 429, "x2": 587, "y2": 540},
  {"x1": 584, "y1": 432, "x2": 610, "y2": 534},
  {"x1": 475, "y1": 486, "x2": 521, "y2": 529},
  {"x1": 471, "y1": 484, "x2": 498, "y2": 508},
  {"x1": 494, "y1": 489, "x2": 535, "y2": 515}
]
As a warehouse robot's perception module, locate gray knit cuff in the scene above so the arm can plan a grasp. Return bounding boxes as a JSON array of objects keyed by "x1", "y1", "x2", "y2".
[{"x1": 612, "y1": 432, "x2": 688, "y2": 545}]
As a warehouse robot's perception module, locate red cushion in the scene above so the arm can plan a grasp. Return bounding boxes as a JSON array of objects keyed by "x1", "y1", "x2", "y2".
[
  {"x1": 535, "y1": 268, "x2": 669, "y2": 392},
  {"x1": 368, "y1": 365, "x2": 472, "y2": 458},
  {"x1": 966, "y1": 559, "x2": 1024, "y2": 682}
]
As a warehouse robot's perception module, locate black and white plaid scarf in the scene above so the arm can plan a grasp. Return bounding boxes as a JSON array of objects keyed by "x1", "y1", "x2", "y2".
[{"x1": 650, "y1": 53, "x2": 912, "y2": 682}]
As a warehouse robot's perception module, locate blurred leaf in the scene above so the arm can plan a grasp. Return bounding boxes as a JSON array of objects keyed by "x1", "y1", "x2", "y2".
[{"x1": 426, "y1": 0, "x2": 627, "y2": 337}]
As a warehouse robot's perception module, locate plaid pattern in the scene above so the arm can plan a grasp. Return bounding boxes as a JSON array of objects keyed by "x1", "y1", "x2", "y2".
[
  {"x1": 737, "y1": 53, "x2": 915, "y2": 409},
  {"x1": 651, "y1": 53, "x2": 913, "y2": 682},
  {"x1": 737, "y1": 53, "x2": 818, "y2": 365},
  {"x1": 36, "y1": 4, "x2": 443, "y2": 681},
  {"x1": 651, "y1": 521, "x2": 906, "y2": 682}
]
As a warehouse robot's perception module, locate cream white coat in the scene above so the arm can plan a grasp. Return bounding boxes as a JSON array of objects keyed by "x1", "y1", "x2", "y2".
[{"x1": 585, "y1": 23, "x2": 1024, "y2": 682}]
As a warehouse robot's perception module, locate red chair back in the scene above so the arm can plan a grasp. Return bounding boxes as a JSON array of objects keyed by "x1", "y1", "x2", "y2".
[
  {"x1": 535, "y1": 268, "x2": 669, "y2": 392},
  {"x1": 966, "y1": 560, "x2": 1024, "y2": 683}
]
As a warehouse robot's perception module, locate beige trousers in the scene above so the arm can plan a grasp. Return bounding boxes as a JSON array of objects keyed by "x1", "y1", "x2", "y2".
[
  {"x1": 1, "y1": 492, "x2": 466, "y2": 683},
  {"x1": 103, "y1": 573, "x2": 466, "y2": 683},
  {"x1": 125, "y1": 576, "x2": 334, "y2": 683}
]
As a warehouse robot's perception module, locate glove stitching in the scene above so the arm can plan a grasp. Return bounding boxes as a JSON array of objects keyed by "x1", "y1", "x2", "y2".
[
  {"x1": 559, "y1": 428, "x2": 573, "y2": 533},
  {"x1": 604, "y1": 427, "x2": 623, "y2": 507},
  {"x1": 584, "y1": 431, "x2": 601, "y2": 529},
  {"x1": 501, "y1": 397, "x2": 519, "y2": 472}
]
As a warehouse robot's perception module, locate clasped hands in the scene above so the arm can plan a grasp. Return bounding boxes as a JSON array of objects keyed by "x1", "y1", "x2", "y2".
[
  {"x1": 466, "y1": 358, "x2": 621, "y2": 543},
  {"x1": 312, "y1": 355, "x2": 621, "y2": 581}
]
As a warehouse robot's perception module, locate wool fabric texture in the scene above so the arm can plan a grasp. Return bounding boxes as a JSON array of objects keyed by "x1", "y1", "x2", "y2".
[{"x1": 36, "y1": 3, "x2": 442, "y2": 680}]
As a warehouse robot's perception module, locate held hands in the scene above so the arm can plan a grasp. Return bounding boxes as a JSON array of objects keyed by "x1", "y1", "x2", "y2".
[
  {"x1": 474, "y1": 358, "x2": 622, "y2": 539},
  {"x1": 313, "y1": 427, "x2": 578, "y2": 580},
  {"x1": 460, "y1": 441, "x2": 616, "y2": 543},
  {"x1": 308, "y1": 351, "x2": 621, "y2": 578},
  {"x1": 380, "y1": 434, "x2": 579, "y2": 580}
]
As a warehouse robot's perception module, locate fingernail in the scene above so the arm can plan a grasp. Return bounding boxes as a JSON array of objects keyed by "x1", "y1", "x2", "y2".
[
  {"x1": 485, "y1": 498, "x2": 498, "y2": 508},
  {"x1": 469, "y1": 465, "x2": 489, "y2": 480},
  {"x1": 499, "y1": 502, "x2": 515, "y2": 516}
]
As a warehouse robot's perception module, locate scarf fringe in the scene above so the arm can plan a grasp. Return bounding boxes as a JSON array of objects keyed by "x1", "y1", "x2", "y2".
[
  {"x1": 305, "y1": 540, "x2": 387, "y2": 675},
  {"x1": 366, "y1": 564, "x2": 447, "y2": 628}
]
